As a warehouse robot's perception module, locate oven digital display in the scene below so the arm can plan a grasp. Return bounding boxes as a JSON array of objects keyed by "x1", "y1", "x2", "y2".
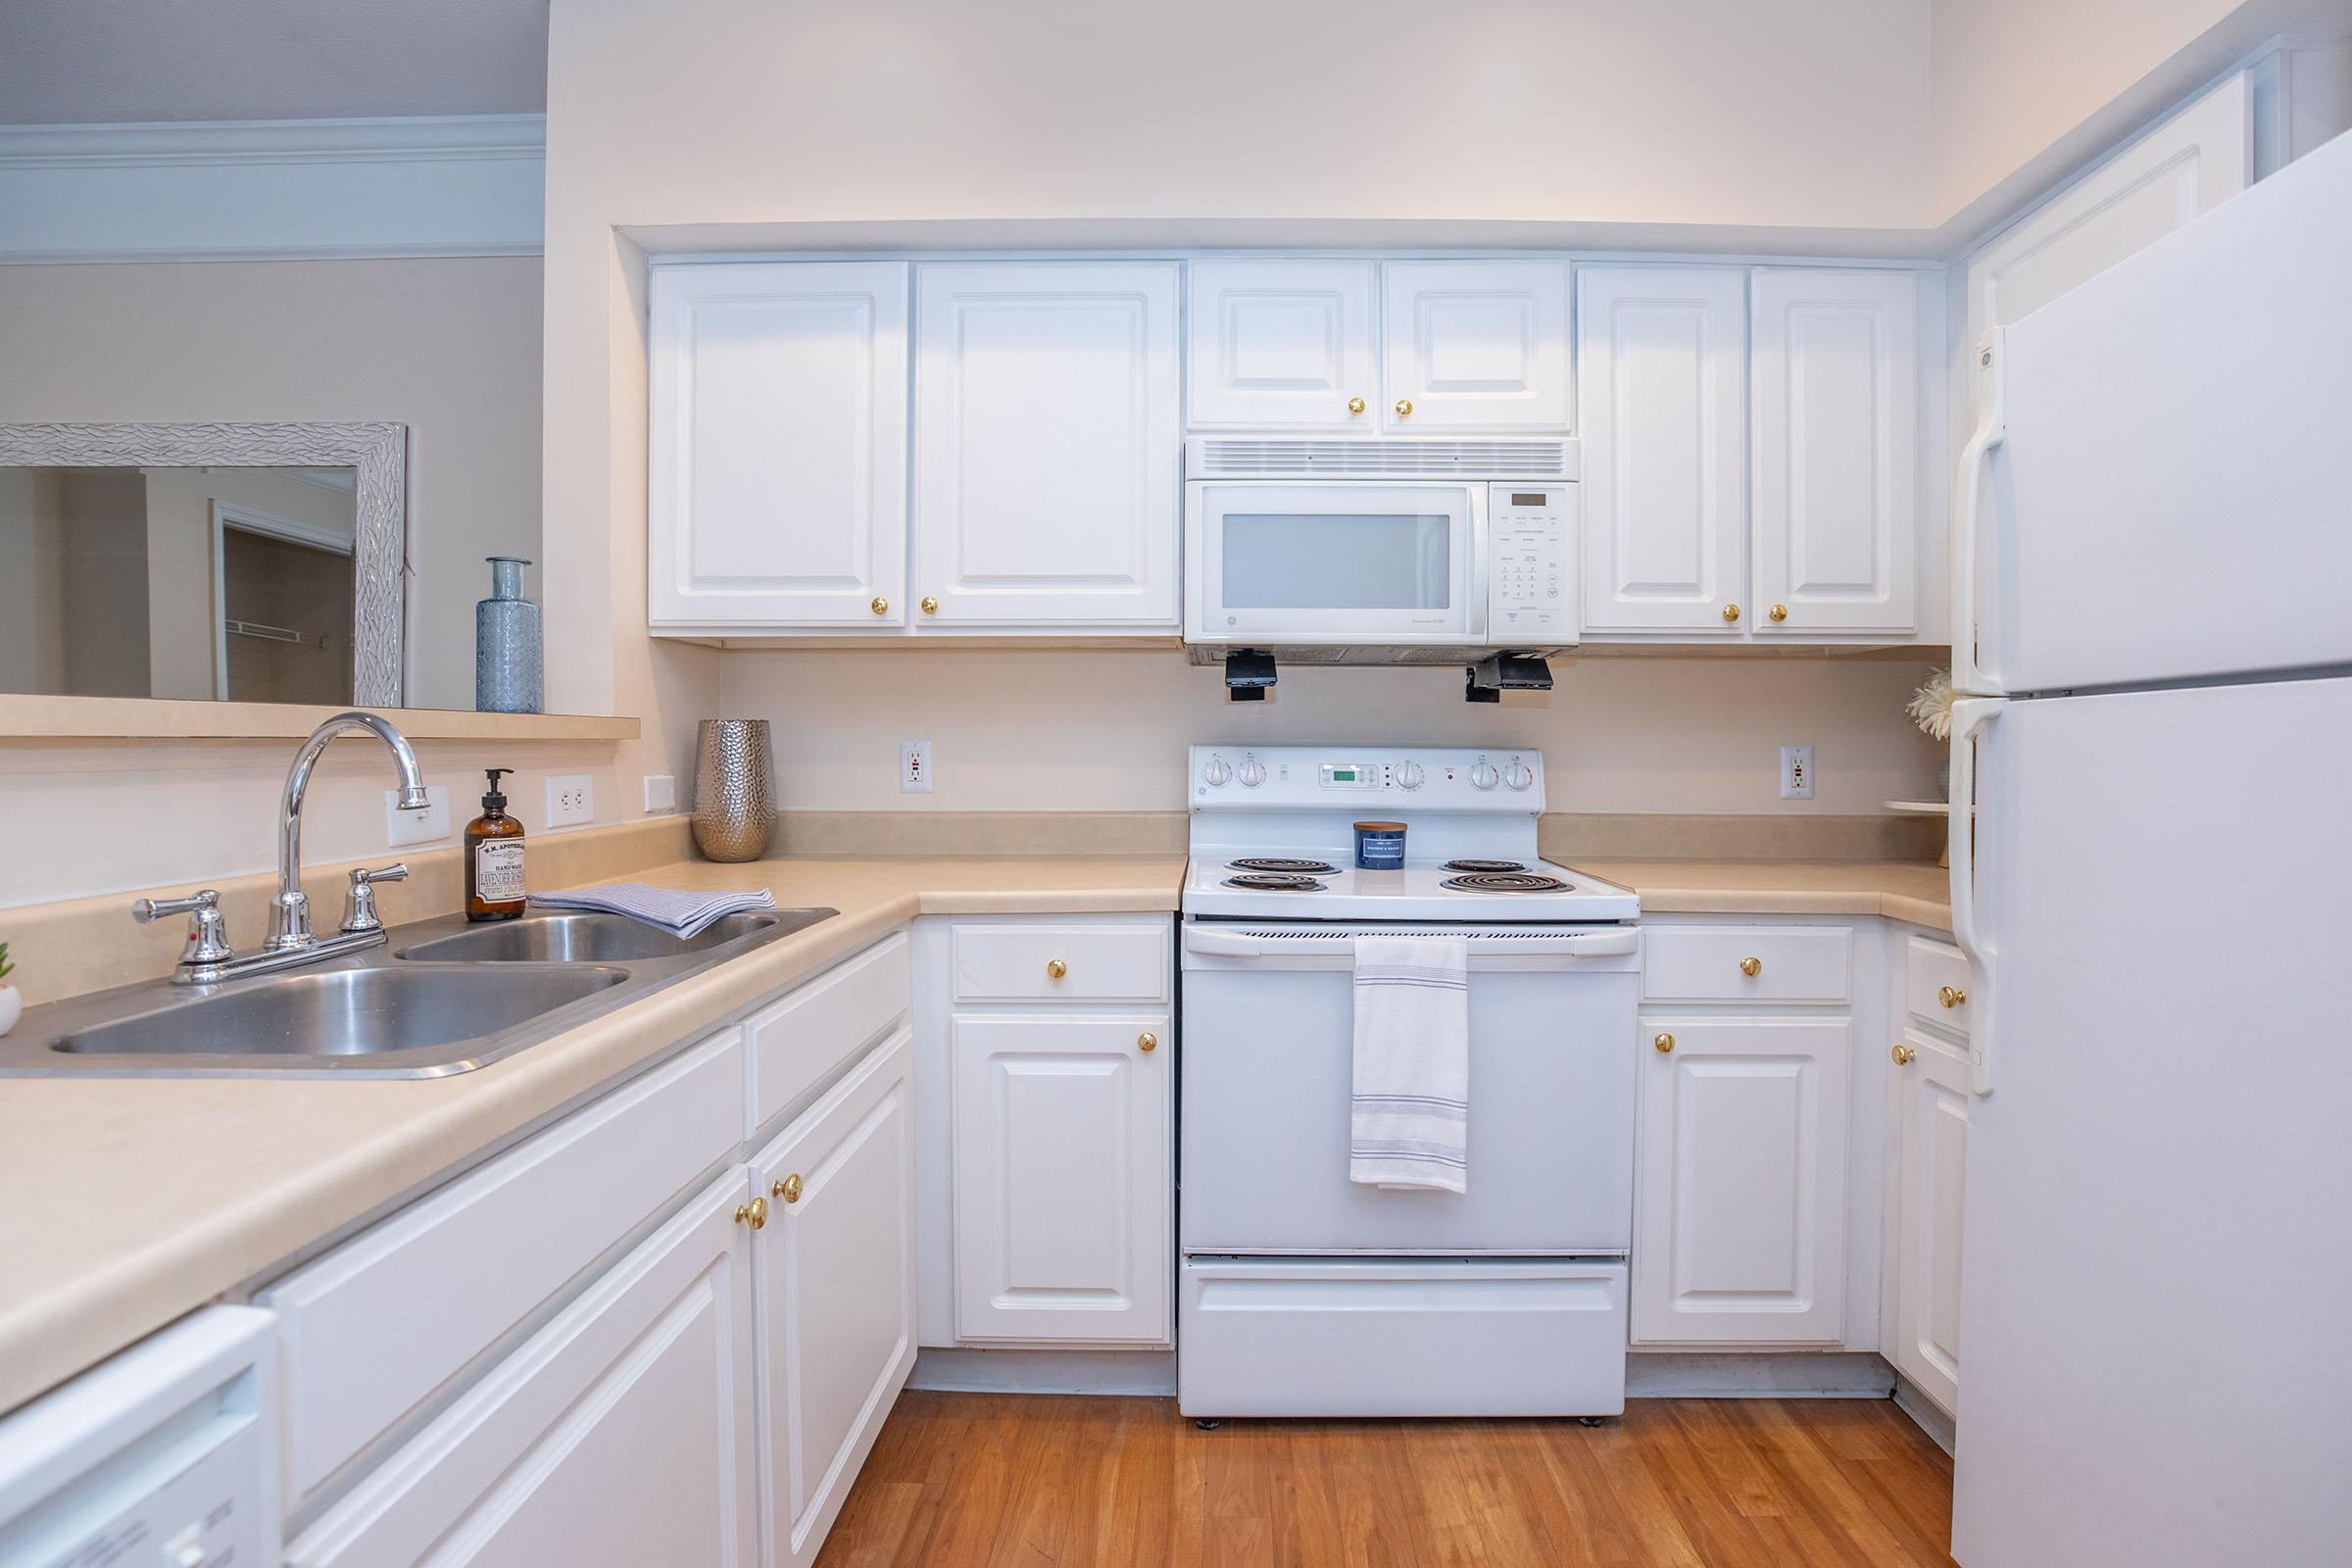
[{"x1": 1320, "y1": 764, "x2": 1374, "y2": 788}]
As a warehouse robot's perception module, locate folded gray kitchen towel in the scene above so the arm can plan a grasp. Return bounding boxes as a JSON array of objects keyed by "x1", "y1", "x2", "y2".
[{"x1": 529, "y1": 883, "x2": 777, "y2": 939}]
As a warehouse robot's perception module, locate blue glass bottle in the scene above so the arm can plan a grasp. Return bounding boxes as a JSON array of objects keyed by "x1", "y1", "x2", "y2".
[{"x1": 475, "y1": 556, "x2": 543, "y2": 713}]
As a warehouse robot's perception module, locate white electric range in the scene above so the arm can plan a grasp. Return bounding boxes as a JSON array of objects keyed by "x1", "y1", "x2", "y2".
[{"x1": 1177, "y1": 745, "x2": 1642, "y2": 1420}]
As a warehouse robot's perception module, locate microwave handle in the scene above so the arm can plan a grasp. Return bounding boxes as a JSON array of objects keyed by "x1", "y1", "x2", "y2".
[{"x1": 1466, "y1": 486, "x2": 1490, "y2": 641}]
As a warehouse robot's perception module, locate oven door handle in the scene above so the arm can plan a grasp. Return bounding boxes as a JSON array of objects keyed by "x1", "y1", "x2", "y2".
[{"x1": 1183, "y1": 927, "x2": 1639, "y2": 960}]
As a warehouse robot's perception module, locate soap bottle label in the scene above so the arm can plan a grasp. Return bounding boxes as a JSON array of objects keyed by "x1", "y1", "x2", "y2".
[{"x1": 475, "y1": 840, "x2": 526, "y2": 903}]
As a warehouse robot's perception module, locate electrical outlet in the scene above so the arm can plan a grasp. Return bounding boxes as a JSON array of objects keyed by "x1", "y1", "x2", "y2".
[
  {"x1": 546, "y1": 773, "x2": 595, "y2": 828},
  {"x1": 1780, "y1": 745, "x2": 1816, "y2": 801},
  {"x1": 900, "y1": 740, "x2": 933, "y2": 794},
  {"x1": 643, "y1": 774, "x2": 677, "y2": 813},
  {"x1": 385, "y1": 784, "x2": 452, "y2": 847}
]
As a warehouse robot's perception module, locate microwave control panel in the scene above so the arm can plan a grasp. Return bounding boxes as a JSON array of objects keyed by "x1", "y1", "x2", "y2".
[{"x1": 1485, "y1": 485, "x2": 1575, "y2": 642}]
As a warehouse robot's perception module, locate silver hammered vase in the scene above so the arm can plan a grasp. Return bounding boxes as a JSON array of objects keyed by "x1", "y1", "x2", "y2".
[
  {"x1": 474, "y1": 557, "x2": 543, "y2": 713},
  {"x1": 692, "y1": 719, "x2": 775, "y2": 862}
]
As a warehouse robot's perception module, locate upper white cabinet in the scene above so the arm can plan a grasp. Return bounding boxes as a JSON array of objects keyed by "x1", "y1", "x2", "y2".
[
  {"x1": 1750, "y1": 270, "x2": 1918, "y2": 636},
  {"x1": 1576, "y1": 267, "x2": 1749, "y2": 635},
  {"x1": 1381, "y1": 260, "x2": 1573, "y2": 432},
  {"x1": 649, "y1": 262, "x2": 910, "y2": 629},
  {"x1": 1187, "y1": 259, "x2": 1379, "y2": 430},
  {"x1": 913, "y1": 262, "x2": 1181, "y2": 627}
]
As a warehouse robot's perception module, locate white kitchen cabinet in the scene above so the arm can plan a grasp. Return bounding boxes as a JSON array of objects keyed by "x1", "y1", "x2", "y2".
[
  {"x1": 912, "y1": 262, "x2": 1181, "y2": 626},
  {"x1": 1187, "y1": 259, "x2": 1379, "y2": 430},
  {"x1": 1380, "y1": 260, "x2": 1572, "y2": 433},
  {"x1": 1634, "y1": 1016, "x2": 1851, "y2": 1345},
  {"x1": 1575, "y1": 267, "x2": 1749, "y2": 635},
  {"x1": 750, "y1": 1031, "x2": 915, "y2": 1568},
  {"x1": 1889, "y1": 1027, "x2": 1969, "y2": 1418},
  {"x1": 951, "y1": 1012, "x2": 1171, "y2": 1344},
  {"x1": 649, "y1": 262, "x2": 910, "y2": 629},
  {"x1": 1750, "y1": 270, "x2": 1918, "y2": 636}
]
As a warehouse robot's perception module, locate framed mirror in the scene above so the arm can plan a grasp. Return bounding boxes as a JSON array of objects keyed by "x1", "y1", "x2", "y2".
[{"x1": 0, "y1": 421, "x2": 406, "y2": 707}]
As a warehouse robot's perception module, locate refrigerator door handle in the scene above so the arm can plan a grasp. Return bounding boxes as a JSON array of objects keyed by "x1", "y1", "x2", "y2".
[
  {"x1": 1948, "y1": 696, "x2": 2003, "y2": 1095},
  {"x1": 1950, "y1": 327, "x2": 2008, "y2": 698}
]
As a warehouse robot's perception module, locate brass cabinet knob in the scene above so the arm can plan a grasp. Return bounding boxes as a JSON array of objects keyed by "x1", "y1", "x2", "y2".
[
  {"x1": 1938, "y1": 985, "x2": 1968, "y2": 1008},
  {"x1": 920, "y1": 596, "x2": 939, "y2": 614},
  {"x1": 869, "y1": 596, "x2": 889, "y2": 616},
  {"x1": 1891, "y1": 1044, "x2": 1917, "y2": 1066},
  {"x1": 1394, "y1": 398, "x2": 1413, "y2": 418},
  {"x1": 1347, "y1": 397, "x2": 1366, "y2": 416},
  {"x1": 1653, "y1": 1032, "x2": 1676, "y2": 1054},
  {"x1": 1046, "y1": 958, "x2": 1067, "y2": 980},
  {"x1": 773, "y1": 1173, "x2": 804, "y2": 1204},
  {"x1": 735, "y1": 1196, "x2": 768, "y2": 1230},
  {"x1": 1722, "y1": 604, "x2": 1741, "y2": 622},
  {"x1": 1138, "y1": 1032, "x2": 1158, "y2": 1053},
  {"x1": 1768, "y1": 604, "x2": 1788, "y2": 623},
  {"x1": 1740, "y1": 956, "x2": 1762, "y2": 977}
]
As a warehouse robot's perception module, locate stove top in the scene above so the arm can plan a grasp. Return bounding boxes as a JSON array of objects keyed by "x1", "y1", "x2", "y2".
[
  {"x1": 1228, "y1": 858, "x2": 1340, "y2": 875},
  {"x1": 1184, "y1": 857, "x2": 1637, "y2": 921},
  {"x1": 1441, "y1": 870, "x2": 1569, "y2": 893},
  {"x1": 1221, "y1": 871, "x2": 1329, "y2": 891}
]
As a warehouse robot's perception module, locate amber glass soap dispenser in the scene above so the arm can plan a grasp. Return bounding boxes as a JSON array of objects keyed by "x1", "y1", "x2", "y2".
[{"x1": 466, "y1": 767, "x2": 527, "y2": 921}]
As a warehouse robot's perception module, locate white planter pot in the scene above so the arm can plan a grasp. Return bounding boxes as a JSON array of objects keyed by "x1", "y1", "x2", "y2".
[{"x1": 0, "y1": 984, "x2": 19, "y2": 1038}]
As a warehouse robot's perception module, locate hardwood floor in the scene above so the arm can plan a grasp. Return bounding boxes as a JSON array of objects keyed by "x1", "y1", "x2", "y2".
[{"x1": 816, "y1": 1393, "x2": 1958, "y2": 1568}]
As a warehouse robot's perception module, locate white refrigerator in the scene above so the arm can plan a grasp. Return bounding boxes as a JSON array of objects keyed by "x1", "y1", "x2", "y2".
[{"x1": 1945, "y1": 129, "x2": 2352, "y2": 1566}]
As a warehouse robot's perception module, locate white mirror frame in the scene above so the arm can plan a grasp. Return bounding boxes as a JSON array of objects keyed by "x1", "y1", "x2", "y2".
[{"x1": 0, "y1": 421, "x2": 407, "y2": 706}]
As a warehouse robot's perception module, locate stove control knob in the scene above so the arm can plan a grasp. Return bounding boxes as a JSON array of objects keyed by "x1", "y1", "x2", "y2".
[
  {"x1": 1238, "y1": 758, "x2": 1266, "y2": 788},
  {"x1": 1503, "y1": 761, "x2": 1535, "y2": 792},
  {"x1": 1396, "y1": 761, "x2": 1425, "y2": 791},
  {"x1": 1202, "y1": 759, "x2": 1232, "y2": 788},
  {"x1": 1469, "y1": 760, "x2": 1499, "y2": 791}
]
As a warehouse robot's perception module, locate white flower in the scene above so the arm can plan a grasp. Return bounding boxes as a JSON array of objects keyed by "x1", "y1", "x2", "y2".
[{"x1": 1907, "y1": 669, "x2": 1955, "y2": 741}]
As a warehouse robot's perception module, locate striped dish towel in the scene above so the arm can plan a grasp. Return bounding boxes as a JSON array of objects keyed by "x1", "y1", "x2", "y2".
[
  {"x1": 529, "y1": 883, "x2": 777, "y2": 939},
  {"x1": 1348, "y1": 934, "x2": 1471, "y2": 1194}
]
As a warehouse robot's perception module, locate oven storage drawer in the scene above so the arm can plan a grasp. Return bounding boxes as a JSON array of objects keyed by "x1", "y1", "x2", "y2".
[
  {"x1": 1177, "y1": 1259, "x2": 1628, "y2": 1417},
  {"x1": 1640, "y1": 925, "x2": 1851, "y2": 1004}
]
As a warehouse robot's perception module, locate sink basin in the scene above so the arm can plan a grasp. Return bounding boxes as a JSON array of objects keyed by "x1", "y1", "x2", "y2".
[
  {"x1": 51, "y1": 965, "x2": 629, "y2": 1061},
  {"x1": 395, "y1": 908, "x2": 830, "y2": 964}
]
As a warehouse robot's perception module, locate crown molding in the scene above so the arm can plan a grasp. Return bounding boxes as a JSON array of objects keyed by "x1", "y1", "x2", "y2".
[{"x1": 0, "y1": 114, "x2": 545, "y2": 264}]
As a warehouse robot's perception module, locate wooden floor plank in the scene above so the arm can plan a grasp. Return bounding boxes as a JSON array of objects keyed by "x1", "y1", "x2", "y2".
[{"x1": 816, "y1": 1394, "x2": 1959, "y2": 1568}]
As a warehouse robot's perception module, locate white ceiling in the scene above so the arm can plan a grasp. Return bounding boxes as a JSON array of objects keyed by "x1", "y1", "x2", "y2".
[{"x1": 0, "y1": 0, "x2": 548, "y2": 125}]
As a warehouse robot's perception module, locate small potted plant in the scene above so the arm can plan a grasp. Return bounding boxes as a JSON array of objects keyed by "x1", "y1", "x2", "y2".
[{"x1": 0, "y1": 943, "x2": 18, "y2": 1038}]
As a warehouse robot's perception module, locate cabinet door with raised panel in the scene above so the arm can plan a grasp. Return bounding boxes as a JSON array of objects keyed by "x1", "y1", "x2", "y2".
[
  {"x1": 1891, "y1": 1029, "x2": 1968, "y2": 1416},
  {"x1": 1750, "y1": 269, "x2": 1918, "y2": 636},
  {"x1": 912, "y1": 262, "x2": 1180, "y2": 626},
  {"x1": 649, "y1": 261, "x2": 908, "y2": 629},
  {"x1": 1576, "y1": 267, "x2": 1749, "y2": 635},
  {"x1": 952, "y1": 1012, "x2": 1171, "y2": 1343},
  {"x1": 1635, "y1": 1016, "x2": 1851, "y2": 1344},
  {"x1": 751, "y1": 1032, "x2": 915, "y2": 1568},
  {"x1": 1188, "y1": 259, "x2": 1379, "y2": 430},
  {"x1": 1380, "y1": 260, "x2": 1572, "y2": 433}
]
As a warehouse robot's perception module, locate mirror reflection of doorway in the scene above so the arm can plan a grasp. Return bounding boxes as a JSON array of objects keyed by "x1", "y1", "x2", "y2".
[{"x1": 213, "y1": 505, "x2": 354, "y2": 705}]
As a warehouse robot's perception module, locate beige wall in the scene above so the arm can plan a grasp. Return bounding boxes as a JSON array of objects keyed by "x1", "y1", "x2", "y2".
[
  {"x1": 140, "y1": 467, "x2": 356, "y2": 701},
  {"x1": 0, "y1": 258, "x2": 543, "y2": 710},
  {"x1": 0, "y1": 468, "x2": 67, "y2": 693}
]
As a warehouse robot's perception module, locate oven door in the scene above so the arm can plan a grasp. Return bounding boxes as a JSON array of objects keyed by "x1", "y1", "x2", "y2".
[
  {"x1": 1178, "y1": 922, "x2": 1637, "y2": 1253},
  {"x1": 1185, "y1": 482, "x2": 1483, "y2": 644}
]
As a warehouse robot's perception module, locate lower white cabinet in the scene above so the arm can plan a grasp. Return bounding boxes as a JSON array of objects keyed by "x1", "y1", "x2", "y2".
[
  {"x1": 950, "y1": 1012, "x2": 1171, "y2": 1343},
  {"x1": 1634, "y1": 1015, "x2": 1852, "y2": 1345},
  {"x1": 1888, "y1": 1028, "x2": 1969, "y2": 1416},
  {"x1": 750, "y1": 1031, "x2": 916, "y2": 1568}
]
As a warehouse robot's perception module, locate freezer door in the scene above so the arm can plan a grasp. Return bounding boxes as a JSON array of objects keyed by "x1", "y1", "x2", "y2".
[
  {"x1": 1954, "y1": 677, "x2": 2352, "y2": 1568},
  {"x1": 1986, "y1": 129, "x2": 2352, "y2": 693}
]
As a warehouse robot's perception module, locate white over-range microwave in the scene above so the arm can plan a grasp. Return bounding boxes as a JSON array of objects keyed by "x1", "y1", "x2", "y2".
[{"x1": 1182, "y1": 438, "x2": 1580, "y2": 662}]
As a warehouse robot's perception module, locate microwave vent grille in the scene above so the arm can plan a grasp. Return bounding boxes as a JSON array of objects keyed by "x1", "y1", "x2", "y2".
[{"x1": 1192, "y1": 439, "x2": 1573, "y2": 479}]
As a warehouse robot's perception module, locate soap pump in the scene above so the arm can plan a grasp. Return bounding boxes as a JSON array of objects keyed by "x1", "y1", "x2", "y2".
[{"x1": 465, "y1": 767, "x2": 527, "y2": 921}]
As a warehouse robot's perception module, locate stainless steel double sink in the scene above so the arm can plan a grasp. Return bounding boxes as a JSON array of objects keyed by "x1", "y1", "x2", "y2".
[{"x1": 0, "y1": 908, "x2": 837, "y2": 1079}]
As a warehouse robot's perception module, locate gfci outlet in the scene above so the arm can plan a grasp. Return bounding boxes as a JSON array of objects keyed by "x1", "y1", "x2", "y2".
[
  {"x1": 1780, "y1": 745, "x2": 1816, "y2": 801},
  {"x1": 901, "y1": 740, "x2": 934, "y2": 794},
  {"x1": 546, "y1": 773, "x2": 595, "y2": 828}
]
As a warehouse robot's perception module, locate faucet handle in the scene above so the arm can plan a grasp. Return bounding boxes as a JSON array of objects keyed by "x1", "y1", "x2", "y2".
[
  {"x1": 340, "y1": 862, "x2": 409, "y2": 935},
  {"x1": 132, "y1": 889, "x2": 235, "y2": 970},
  {"x1": 132, "y1": 888, "x2": 219, "y2": 923}
]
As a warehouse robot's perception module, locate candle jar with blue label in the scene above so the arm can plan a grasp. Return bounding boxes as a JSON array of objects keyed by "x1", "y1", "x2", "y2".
[{"x1": 1354, "y1": 820, "x2": 1407, "y2": 870}]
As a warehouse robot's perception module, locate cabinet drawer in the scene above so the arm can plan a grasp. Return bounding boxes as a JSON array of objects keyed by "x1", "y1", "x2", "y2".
[
  {"x1": 952, "y1": 922, "x2": 1167, "y2": 1004},
  {"x1": 1904, "y1": 936, "x2": 1974, "y2": 1035},
  {"x1": 747, "y1": 932, "x2": 910, "y2": 1135},
  {"x1": 261, "y1": 1029, "x2": 744, "y2": 1506},
  {"x1": 1641, "y1": 925, "x2": 1851, "y2": 1004}
]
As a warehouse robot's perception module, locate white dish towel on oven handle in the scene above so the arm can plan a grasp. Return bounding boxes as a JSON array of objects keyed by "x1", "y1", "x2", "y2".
[{"x1": 1348, "y1": 934, "x2": 1470, "y2": 1193}]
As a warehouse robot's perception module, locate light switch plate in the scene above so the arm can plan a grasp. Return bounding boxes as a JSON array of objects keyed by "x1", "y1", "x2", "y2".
[
  {"x1": 546, "y1": 774, "x2": 594, "y2": 828},
  {"x1": 385, "y1": 784, "x2": 452, "y2": 847},
  {"x1": 643, "y1": 773, "x2": 677, "y2": 812}
]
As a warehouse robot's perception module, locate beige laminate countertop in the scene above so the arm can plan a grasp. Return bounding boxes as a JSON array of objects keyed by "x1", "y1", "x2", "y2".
[
  {"x1": 1568, "y1": 858, "x2": 1953, "y2": 933},
  {"x1": 0, "y1": 856, "x2": 1184, "y2": 1417}
]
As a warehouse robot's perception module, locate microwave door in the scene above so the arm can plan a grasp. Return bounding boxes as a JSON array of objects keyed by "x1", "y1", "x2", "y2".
[{"x1": 1194, "y1": 483, "x2": 1480, "y2": 643}]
